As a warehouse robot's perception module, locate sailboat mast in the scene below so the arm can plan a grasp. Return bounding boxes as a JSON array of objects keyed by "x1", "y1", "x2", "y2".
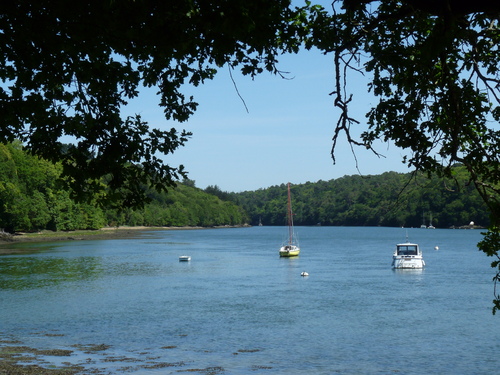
[
  {"x1": 278, "y1": 181, "x2": 300, "y2": 257},
  {"x1": 287, "y1": 182, "x2": 293, "y2": 245}
]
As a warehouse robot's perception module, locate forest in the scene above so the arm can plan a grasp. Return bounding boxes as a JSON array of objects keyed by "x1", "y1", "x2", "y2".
[
  {"x1": 0, "y1": 142, "x2": 247, "y2": 232},
  {"x1": 0, "y1": 142, "x2": 490, "y2": 232},
  {"x1": 219, "y1": 169, "x2": 489, "y2": 229}
]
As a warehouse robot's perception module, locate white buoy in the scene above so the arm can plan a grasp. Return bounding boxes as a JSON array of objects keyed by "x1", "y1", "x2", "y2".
[
  {"x1": 435, "y1": 246, "x2": 439, "y2": 251},
  {"x1": 301, "y1": 271, "x2": 309, "y2": 277}
]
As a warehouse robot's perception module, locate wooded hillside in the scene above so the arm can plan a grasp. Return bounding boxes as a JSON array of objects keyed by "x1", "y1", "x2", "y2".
[
  {"x1": 225, "y1": 169, "x2": 489, "y2": 228},
  {"x1": 0, "y1": 142, "x2": 247, "y2": 232},
  {"x1": 0, "y1": 142, "x2": 489, "y2": 232}
]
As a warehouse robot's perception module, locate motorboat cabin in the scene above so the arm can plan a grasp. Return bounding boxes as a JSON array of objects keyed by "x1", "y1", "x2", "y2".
[{"x1": 392, "y1": 242, "x2": 425, "y2": 269}]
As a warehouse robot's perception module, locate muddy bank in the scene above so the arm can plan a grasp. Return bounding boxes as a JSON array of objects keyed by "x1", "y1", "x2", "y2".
[
  {"x1": 0, "y1": 336, "x2": 248, "y2": 374},
  {"x1": 0, "y1": 339, "x2": 193, "y2": 375},
  {"x1": 0, "y1": 227, "x2": 156, "y2": 250},
  {"x1": 0, "y1": 225, "x2": 249, "y2": 254}
]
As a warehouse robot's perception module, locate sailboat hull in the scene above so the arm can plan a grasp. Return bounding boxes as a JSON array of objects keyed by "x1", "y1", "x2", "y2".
[{"x1": 279, "y1": 245, "x2": 300, "y2": 257}]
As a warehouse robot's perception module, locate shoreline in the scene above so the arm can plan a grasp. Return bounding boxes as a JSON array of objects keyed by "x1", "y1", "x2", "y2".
[
  {"x1": 0, "y1": 225, "x2": 249, "y2": 252},
  {"x1": 0, "y1": 223, "x2": 483, "y2": 245}
]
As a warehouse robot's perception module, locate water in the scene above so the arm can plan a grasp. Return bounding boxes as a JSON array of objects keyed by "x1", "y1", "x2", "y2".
[{"x1": 0, "y1": 226, "x2": 499, "y2": 374}]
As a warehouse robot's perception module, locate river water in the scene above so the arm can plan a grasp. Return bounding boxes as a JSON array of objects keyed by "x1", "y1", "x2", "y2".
[{"x1": 0, "y1": 226, "x2": 499, "y2": 374}]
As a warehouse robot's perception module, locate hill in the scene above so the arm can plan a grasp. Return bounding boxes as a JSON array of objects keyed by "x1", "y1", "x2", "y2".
[
  {"x1": 224, "y1": 169, "x2": 489, "y2": 228},
  {"x1": 0, "y1": 142, "x2": 489, "y2": 231},
  {"x1": 0, "y1": 142, "x2": 247, "y2": 232}
]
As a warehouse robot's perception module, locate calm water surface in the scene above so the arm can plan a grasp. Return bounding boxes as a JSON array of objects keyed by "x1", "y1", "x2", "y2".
[{"x1": 0, "y1": 226, "x2": 499, "y2": 374}]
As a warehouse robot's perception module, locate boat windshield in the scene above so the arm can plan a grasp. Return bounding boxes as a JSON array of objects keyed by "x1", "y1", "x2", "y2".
[{"x1": 397, "y1": 245, "x2": 418, "y2": 255}]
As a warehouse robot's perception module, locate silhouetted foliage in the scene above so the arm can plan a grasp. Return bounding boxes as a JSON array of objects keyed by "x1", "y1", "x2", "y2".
[
  {"x1": 0, "y1": 0, "x2": 309, "y2": 207},
  {"x1": 308, "y1": 0, "x2": 500, "y2": 313}
]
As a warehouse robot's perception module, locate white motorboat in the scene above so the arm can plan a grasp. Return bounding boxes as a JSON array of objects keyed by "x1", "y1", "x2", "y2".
[
  {"x1": 392, "y1": 242, "x2": 425, "y2": 269},
  {"x1": 179, "y1": 255, "x2": 191, "y2": 261}
]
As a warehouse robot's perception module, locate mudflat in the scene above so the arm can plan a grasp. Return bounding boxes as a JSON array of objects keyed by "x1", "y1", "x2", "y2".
[{"x1": 0, "y1": 225, "x2": 246, "y2": 254}]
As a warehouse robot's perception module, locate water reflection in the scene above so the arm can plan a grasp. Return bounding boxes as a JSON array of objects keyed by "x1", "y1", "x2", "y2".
[
  {"x1": 0, "y1": 256, "x2": 103, "y2": 290},
  {"x1": 392, "y1": 268, "x2": 424, "y2": 276}
]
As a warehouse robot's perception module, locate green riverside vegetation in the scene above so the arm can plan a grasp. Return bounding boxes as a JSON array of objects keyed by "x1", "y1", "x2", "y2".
[
  {"x1": 0, "y1": 142, "x2": 489, "y2": 232},
  {"x1": 0, "y1": 142, "x2": 247, "y2": 232}
]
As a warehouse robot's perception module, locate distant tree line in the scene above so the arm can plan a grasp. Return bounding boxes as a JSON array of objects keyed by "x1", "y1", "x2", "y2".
[
  {"x1": 218, "y1": 169, "x2": 489, "y2": 228},
  {"x1": 0, "y1": 142, "x2": 247, "y2": 232}
]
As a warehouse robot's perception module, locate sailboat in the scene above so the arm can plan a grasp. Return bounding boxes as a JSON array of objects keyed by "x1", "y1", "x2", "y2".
[
  {"x1": 279, "y1": 182, "x2": 300, "y2": 257},
  {"x1": 428, "y1": 213, "x2": 435, "y2": 229},
  {"x1": 420, "y1": 212, "x2": 427, "y2": 228}
]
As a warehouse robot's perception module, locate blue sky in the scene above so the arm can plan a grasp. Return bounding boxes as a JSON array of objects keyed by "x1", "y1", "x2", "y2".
[{"x1": 126, "y1": 39, "x2": 411, "y2": 193}]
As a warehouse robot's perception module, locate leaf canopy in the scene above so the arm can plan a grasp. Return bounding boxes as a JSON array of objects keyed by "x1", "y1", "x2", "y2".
[
  {"x1": 0, "y1": 0, "x2": 308, "y2": 206},
  {"x1": 308, "y1": 0, "x2": 500, "y2": 312}
]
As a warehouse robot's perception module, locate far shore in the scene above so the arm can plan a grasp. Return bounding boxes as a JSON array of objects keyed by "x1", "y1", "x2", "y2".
[{"x1": 0, "y1": 225, "x2": 250, "y2": 249}]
